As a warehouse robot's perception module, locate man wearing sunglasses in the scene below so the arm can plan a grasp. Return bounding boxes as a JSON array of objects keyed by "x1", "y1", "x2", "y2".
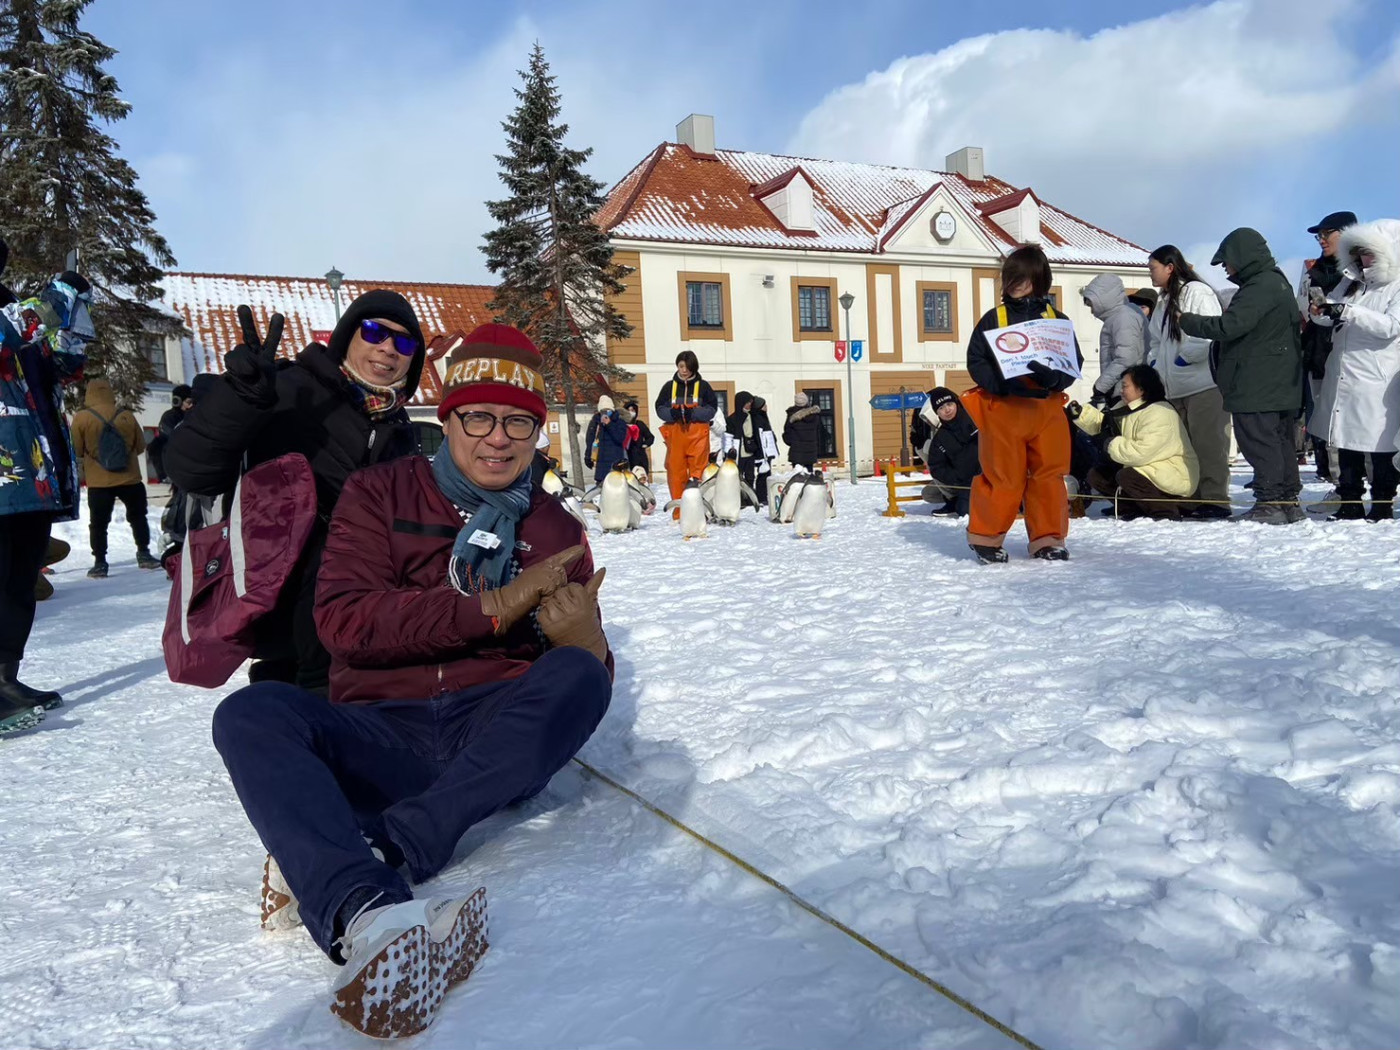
[
  {"x1": 210, "y1": 323, "x2": 611, "y2": 1038},
  {"x1": 165, "y1": 289, "x2": 426, "y2": 693}
]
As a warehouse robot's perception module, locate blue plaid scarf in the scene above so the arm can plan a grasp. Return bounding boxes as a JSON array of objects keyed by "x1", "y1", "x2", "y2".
[{"x1": 431, "y1": 450, "x2": 533, "y2": 592}]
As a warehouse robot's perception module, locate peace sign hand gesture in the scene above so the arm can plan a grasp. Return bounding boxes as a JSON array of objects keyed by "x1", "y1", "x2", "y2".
[{"x1": 224, "y1": 304, "x2": 287, "y2": 406}]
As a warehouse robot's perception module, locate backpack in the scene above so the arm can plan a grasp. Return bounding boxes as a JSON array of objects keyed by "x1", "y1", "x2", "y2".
[{"x1": 85, "y1": 408, "x2": 131, "y2": 472}]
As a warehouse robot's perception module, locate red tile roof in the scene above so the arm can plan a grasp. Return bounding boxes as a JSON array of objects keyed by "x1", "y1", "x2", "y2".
[
  {"x1": 596, "y1": 144, "x2": 1146, "y2": 266},
  {"x1": 162, "y1": 272, "x2": 614, "y2": 406}
]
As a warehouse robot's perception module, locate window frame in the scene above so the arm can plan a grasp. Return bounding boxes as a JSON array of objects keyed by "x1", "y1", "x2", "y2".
[
  {"x1": 802, "y1": 385, "x2": 841, "y2": 462},
  {"x1": 789, "y1": 276, "x2": 840, "y2": 342},
  {"x1": 677, "y1": 271, "x2": 732, "y2": 341},
  {"x1": 915, "y1": 280, "x2": 959, "y2": 343},
  {"x1": 138, "y1": 332, "x2": 169, "y2": 381}
]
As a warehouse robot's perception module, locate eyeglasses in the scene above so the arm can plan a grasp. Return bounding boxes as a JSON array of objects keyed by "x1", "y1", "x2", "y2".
[
  {"x1": 1315, "y1": 230, "x2": 1336, "y2": 243},
  {"x1": 453, "y1": 410, "x2": 540, "y2": 441},
  {"x1": 358, "y1": 319, "x2": 420, "y2": 356}
]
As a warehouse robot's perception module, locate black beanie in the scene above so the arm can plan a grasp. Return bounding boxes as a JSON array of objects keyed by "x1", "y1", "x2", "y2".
[
  {"x1": 928, "y1": 386, "x2": 957, "y2": 412},
  {"x1": 325, "y1": 289, "x2": 427, "y2": 397}
]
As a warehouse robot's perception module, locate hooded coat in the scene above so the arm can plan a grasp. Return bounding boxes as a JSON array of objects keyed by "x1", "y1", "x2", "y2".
[
  {"x1": 1310, "y1": 219, "x2": 1400, "y2": 453},
  {"x1": 1083, "y1": 274, "x2": 1148, "y2": 397},
  {"x1": 783, "y1": 402, "x2": 824, "y2": 467},
  {"x1": 70, "y1": 379, "x2": 146, "y2": 488},
  {"x1": 1179, "y1": 228, "x2": 1303, "y2": 414},
  {"x1": 163, "y1": 290, "x2": 427, "y2": 690},
  {"x1": 914, "y1": 389, "x2": 980, "y2": 486}
]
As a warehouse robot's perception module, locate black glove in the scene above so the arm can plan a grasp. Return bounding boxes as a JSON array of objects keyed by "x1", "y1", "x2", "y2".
[
  {"x1": 224, "y1": 304, "x2": 284, "y2": 406},
  {"x1": 1066, "y1": 401, "x2": 1083, "y2": 421},
  {"x1": 1088, "y1": 388, "x2": 1111, "y2": 408},
  {"x1": 1027, "y1": 360, "x2": 1074, "y2": 391}
]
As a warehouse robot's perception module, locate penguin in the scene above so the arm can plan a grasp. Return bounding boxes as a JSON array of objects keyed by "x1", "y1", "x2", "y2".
[
  {"x1": 663, "y1": 478, "x2": 709, "y2": 539},
  {"x1": 542, "y1": 465, "x2": 590, "y2": 530},
  {"x1": 701, "y1": 462, "x2": 720, "y2": 483},
  {"x1": 790, "y1": 473, "x2": 831, "y2": 539},
  {"x1": 699, "y1": 457, "x2": 761, "y2": 525},
  {"x1": 771, "y1": 469, "x2": 810, "y2": 523},
  {"x1": 625, "y1": 468, "x2": 657, "y2": 516},
  {"x1": 598, "y1": 463, "x2": 642, "y2": 533}
]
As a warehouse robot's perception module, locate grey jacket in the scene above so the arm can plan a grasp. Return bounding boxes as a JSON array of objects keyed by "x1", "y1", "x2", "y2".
[{"x1": 1083, "y1": 273, "x2": 1147, "y2": 396}]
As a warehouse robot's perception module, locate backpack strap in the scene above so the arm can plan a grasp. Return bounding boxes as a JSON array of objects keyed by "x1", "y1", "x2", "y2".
[
  {"x1": 996, "y1": 305, "x2": 1008, "y2": 328},
  {"x1": 1042, "y1": 304, "x2": 1057, "y2": 319}
]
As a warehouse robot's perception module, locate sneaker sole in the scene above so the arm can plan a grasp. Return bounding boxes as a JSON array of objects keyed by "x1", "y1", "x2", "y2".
[
  {"x1": 260, "y1": 854, "x2": 302, "y2": 931},
  {"x1": 331, "y1": 887, "x2": 489, "y2": 1039},
  {"x1": 0, "y1": 706, "x2": 45, "y2": 736}
]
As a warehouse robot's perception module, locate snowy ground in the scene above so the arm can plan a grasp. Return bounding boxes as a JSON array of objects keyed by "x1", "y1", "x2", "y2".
[{"x1": 3, "y1": 469, "x2": 1398, "y2": 1050}]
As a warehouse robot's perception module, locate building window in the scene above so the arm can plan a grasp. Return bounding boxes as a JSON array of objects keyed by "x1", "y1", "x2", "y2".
[
  {"x1": 139, "y1": 333, "x2": 168, "y2": 381},
  {"x1": 1048, "y1": 286, "x2": 1062, "y2": 311},
  {"x1": 687, "y1": 281, "x2": 723, "y2": 328},
  {"x1": 804, "y1": 387, "x2": 838, "y2": 459},
  {"x1": 714, "y1": 389, "x2": 729, "y2": 416},
  {"x1": 677, "y1": 271, "x2": 731, "y2": 340},
  {"x1": 797, "y1": 285, "x2": 832, "y2": 331},
  {"x1": 915, "y1": 281, "x2": 958, "y2": 342}
]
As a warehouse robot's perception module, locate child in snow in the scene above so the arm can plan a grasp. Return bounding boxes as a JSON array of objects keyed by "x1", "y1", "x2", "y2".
[
  {"x1": 963, "y1": 245, "x2": 1083, "y2": 563},
  {"x1": 211, "y1": 324, "x2": 612, "y2": 1039}
]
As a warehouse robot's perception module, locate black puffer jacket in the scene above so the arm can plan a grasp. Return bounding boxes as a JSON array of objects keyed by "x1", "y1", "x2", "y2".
[
  {"x1": 164, "y1": 292, "x2": 426, "y2": 691},
  {"x1": 783, "y1": 403, "x2": 824, "y2": 467},
  {"x1": 923, "y1": 399, "x2": 980, "y2": 486}
]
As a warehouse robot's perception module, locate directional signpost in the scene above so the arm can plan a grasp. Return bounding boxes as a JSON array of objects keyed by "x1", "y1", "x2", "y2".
[{"x1": 869, "y1": 387, "x2": 926, "y2": 466}]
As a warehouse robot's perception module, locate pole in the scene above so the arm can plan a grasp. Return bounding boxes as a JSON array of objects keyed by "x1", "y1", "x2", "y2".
[
  {"x1": 333, "y1": 287, "x2": 342, "y2": 323},
  {"x1": 843, "y1": 303, "x2": 857, "y2": 484},
  {"x1": 899, "y1": 385, "x2": 911, "y2": 467}
]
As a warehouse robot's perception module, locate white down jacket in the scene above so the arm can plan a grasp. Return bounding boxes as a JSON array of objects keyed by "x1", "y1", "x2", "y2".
[
  {"x1": 1311, "y1": 219, "x2": 1400, "y2": 453},
  {"x1": 1147, "y1": 280, "x2": 1222, "y2": 399}
]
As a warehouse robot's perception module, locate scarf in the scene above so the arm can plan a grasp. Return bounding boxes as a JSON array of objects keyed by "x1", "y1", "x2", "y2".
[
  {"x1": 340, "y1": 363, "x2": 408, "y2": 420},
  {"x1": 431, "y1": 449, "x2": 533, "y2": 593}
]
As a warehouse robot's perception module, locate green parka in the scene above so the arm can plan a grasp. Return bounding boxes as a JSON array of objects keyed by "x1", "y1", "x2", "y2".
[{"x1": 1179, "y1": 228, "x2": 1303, "y2": 413}]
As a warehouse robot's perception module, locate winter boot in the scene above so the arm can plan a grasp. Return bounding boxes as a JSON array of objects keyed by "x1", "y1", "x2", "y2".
[
  {"x1": 1280, "y1": 501, "x2": 1307, "y2": 524},
  {"x1": 929, "y1": 501, "x2": 961, "y2": 517},
  {"x1": 0, "y1": 662, "x2": 62, "y2": 710},
  {"x1": 34, "y1": 575, "x2": 54, "y2": 602},
  {"x1": 42, "y1": 537, "x2": 70, "y2": 568},
  {"x1": 1366, "y1": 501, "x2": 1394, "y2": 523},
  {"x1": 0, "y1": 693, "x2": 45, "y2": 736},
  {"x1": 1032, "y1": 546, "x2": 1070, "y2": 561},
  {"x1": 1328, "y1": 502, "x2": 1365, "y2": 522},
  {"x1": 330, "y1": 889, "x2": 489, "y2": 1039},
  {"x1": 969, "y1": 544, "x2": 1008, "y2": 565},
  {"x1": 1234, "y1": 503, "x2": 1287, "y2": 525},
  {"x1": 135, "y1": 548, "x2": 160, "y2": 570},
  {"x1": 87, "y1": 559, "x2": 108, "y2": 579},
  {"x1": 1189, "y1": 502, "x2": 1232, "y2": 520}
]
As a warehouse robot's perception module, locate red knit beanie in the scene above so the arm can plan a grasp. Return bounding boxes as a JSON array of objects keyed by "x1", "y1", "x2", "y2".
[{"x1": 436, "y1": 323, "x2": 548, "y2": 422}]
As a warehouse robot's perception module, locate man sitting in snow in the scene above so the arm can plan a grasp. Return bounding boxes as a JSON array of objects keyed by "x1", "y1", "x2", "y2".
[{"x1": 211, "y1": 324, "x2": 613, "y2": 1039}]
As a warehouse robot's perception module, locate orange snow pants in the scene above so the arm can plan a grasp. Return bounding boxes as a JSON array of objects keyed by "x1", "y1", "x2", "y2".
[
  {"x1": 963, "y1": 388, "x2": 1071, "y2": 554},
  {"x1": 661, "y1": 421, "x2": 711, "y2": 517}
]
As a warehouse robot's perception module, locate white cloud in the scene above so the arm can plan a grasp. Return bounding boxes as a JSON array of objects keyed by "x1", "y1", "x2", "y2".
[{"x1": 787, "y1": 0, "x2": 1400, "y2": 265}]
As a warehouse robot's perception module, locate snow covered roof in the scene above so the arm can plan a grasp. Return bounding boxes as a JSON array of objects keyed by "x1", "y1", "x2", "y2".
[
  {"x1": 161, "y1": 272, "x2": 496, "y2": 406},
  {"x1": 596, "y1": 144, "x2": 1147, "y2": 266},
  {"x1": 161, "y1": 272, "x2": 615, "y2": 406}
]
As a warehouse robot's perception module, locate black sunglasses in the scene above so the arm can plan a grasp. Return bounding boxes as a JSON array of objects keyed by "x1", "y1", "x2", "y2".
[
  {"x1": 359, "y1": 319, "x2": 419, "y2": 356},
  {"x1": 453, "y1": 410, "x2": 540, "y2": 441}
]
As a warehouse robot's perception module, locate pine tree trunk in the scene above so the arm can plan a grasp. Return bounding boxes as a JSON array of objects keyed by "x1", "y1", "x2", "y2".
[{"x1": 548, "y1": 182, "x2": 587, "y2": 489}]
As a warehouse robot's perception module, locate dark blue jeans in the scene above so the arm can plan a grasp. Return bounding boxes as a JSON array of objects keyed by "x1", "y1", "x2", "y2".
[{"x1": 211, "y1": 646, "x2": 611, "y2": 956}]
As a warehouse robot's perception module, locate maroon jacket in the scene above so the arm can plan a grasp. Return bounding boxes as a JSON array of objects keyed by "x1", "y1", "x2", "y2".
[{"x1": 315, "y1": 455, "x2": 610, "y2": 704}]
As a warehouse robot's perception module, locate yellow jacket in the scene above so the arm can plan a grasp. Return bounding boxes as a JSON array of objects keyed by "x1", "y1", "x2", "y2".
[
  {"x1": 70, "y1": 379, "x2": 146, "y2": 488},
  {"x1": 1075, "y1": 400, "x2": 1199, "y2": 497}
]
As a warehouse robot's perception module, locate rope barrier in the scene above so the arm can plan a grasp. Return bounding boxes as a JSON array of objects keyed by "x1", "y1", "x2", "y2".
[
  {"x1": 571, "y1": 757, "x2": 1045, "y2": 1050},
  {"x1": 878, "y1": 459, "x2": 1370, "y2": 516}
]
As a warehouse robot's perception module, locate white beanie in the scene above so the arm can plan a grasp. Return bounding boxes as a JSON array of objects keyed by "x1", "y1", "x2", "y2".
[
  {"x1": 794, "y1": 392, "x2": 809, "y2": 407},
  {"x1": 597, "y1": 395, "x2": 615, "y2": 412}
]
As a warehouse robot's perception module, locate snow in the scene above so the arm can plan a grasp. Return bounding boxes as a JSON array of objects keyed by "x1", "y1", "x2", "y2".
[{"x1": 4, "y1": 468, "x2": 1397, "y2": 1049}]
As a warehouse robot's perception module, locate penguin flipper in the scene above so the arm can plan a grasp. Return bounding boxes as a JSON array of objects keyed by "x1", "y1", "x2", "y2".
[
  {"x1": 580, "y1": 484, "x2": 602, "y2": 503},
  {"x1": 663, "y1": 499, "x2": 682, "y2": 512},
  {"x1": 739, "y1": 481, "x2": 762, "y2": 510}
]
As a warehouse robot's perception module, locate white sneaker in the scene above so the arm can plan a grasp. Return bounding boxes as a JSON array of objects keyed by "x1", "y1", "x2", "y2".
[
  {"x1": 261, "y1": 854, "x2": 301, "y2": 931},
  {"x1": 330, "y1": 888, "x2": 489, "y2": 1039}
]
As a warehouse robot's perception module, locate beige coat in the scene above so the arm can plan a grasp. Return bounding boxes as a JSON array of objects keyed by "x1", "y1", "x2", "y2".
[
  {"x1": 70, "y1": 379, "x2": 146, "y2": 488},
  {"x1": 1075, "y1": 400, "x2": 1199, "y2": 496}
]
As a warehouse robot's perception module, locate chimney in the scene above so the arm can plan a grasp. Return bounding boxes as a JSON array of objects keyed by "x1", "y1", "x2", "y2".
[
  {"x1": 677, "y1": 114, "x2": 716, "y2": 156},
  {"x1": 945, "y1": 146, "x2": 984, "y2": 182}
]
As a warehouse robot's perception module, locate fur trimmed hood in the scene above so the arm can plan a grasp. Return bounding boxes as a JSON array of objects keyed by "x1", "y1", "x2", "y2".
[{"x1": 1339, "y1": 218, "x2": 1400, "y2": 286}]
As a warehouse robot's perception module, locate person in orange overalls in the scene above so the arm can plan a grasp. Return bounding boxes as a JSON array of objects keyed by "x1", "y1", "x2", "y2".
[
  {"x1": 653, "y1": 350, "x2": 718, "y2": 518},
  {"x1": 962, "y1": 246, "x2": 1084, "y2": 564}
]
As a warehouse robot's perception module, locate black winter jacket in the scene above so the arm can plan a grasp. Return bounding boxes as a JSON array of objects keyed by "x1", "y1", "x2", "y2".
[
  {"x1": 654, "y1": 373, "x2": 718, "y2": 425},
  {"x1": 783, "y1": 404, "x2": 824, "y2": 467},
  {"x1": 967, "y1": 296, "x2": 1083, "y2": 398},
  {"x1": 924, "y1": 405, "x2": 980, "y2": 486}
]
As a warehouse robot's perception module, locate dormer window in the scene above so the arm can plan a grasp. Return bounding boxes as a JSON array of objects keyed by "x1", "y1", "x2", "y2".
[{"x1": 753, "y1": 168, "x2": 816, "y2": 233}]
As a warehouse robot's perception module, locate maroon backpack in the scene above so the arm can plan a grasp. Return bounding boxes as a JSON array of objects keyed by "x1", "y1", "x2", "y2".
[{"x1": 162, "y1": 453, "x2": 317, "y2": 687}]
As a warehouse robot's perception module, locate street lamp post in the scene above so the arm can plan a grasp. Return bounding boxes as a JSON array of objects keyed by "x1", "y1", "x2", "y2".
[
  {"x1": 325, "y1": 266, "x2": 345, "y2": 322},
  {"x1": 839, "y1": 291, "x2": 857, "y2": 485}
]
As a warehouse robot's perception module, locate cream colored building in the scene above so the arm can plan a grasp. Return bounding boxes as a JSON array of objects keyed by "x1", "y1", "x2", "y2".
[{"x1": 596, "y1": 116, "x2": 1151, "y2": 474}]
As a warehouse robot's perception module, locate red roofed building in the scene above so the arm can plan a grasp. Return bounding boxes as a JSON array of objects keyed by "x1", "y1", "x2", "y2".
[{"x1": 595, "y1": 117, "x2": 1152, "y2": 471}]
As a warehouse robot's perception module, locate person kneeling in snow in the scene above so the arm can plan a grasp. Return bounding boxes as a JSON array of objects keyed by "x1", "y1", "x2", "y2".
[
  {"x1": 912, "y1": 386, "x2": 979, "y2": 516},
  {"x1": 211, "y1": 324, "x2": 613, "y2": 1039},
  {"x1": 1070, "y1": 364, "x2": 1200, "y2": 521}
]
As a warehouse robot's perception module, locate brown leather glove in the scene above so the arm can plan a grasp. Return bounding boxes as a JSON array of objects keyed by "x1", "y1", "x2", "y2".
[
  {"x1": 478, "y1": 545, "x2": 584, "y2": 636},
  {"x1": 536, "y1": 568, "x2": 608, "y2": 663}
]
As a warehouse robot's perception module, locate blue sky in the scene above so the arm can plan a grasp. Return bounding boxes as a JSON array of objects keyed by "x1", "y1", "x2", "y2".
[{"x1": 86, "y1": 0, "x2": 1400, "y2": 284}]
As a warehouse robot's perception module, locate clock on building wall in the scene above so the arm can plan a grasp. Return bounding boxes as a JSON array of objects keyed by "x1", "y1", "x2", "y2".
[{"x1": 931, "y1": 211, "x2": 957, "y2": 242}]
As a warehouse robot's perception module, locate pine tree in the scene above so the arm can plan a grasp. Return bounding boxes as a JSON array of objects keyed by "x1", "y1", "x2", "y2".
[
  {"x1": 0, "y1": 0, "x2": 181, "y2": 406},
  {"x1": 483, "y1": 42, "x2": 632, "y2": 487}
]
